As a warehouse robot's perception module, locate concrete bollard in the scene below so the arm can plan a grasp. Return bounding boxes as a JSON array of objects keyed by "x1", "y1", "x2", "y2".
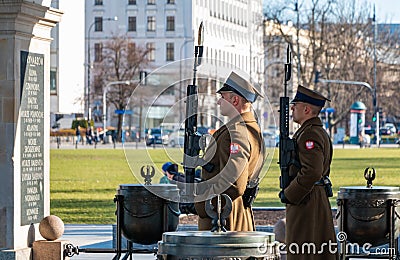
[{"x1": 33, "y1": 240, "x2": 70, "y2": 260}]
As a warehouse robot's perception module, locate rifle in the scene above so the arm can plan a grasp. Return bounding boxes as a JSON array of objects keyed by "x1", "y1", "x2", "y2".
[
  {"x1": 182, "y1": 22, "x2": 213, "y2": 206},
  {"x1": 278, "y1": 45, "x2": 296, "y2": 203}
]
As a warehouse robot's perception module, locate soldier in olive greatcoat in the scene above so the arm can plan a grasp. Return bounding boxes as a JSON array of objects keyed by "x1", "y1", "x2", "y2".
[
  {"x1": 280, "y1": 85, "x2": 338, "y2": 260},
  {"x1": 194, "y1": 71, "x2": 265, "y2": 231}
]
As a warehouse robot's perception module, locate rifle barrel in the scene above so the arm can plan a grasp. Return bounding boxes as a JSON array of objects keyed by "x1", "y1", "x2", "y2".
[
  {"x1": 183, "y1": 23, "x2": 204, "y2": 196},
  {"x1": 279, "y1": 45, "x2": 294, "y2": 198}
]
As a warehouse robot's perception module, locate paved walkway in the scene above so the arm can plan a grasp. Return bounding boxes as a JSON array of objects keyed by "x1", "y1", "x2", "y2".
[
  {"x1": 62, "y1": 225, "x2": 156, "y2": 260},
  {"x1": 62, "y1": 224, "x2": 273, "y2": 259},
  {"x1": 63, "y1": 224, "x2": 399, "y2": 260}
]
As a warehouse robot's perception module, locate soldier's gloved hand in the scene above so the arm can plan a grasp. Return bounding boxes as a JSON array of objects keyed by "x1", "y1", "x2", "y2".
[
  {"x1": 279, "y1": 191, "x2": 291, "y2": 204},
  {"x1": 179, "y1": 203, "x2": 197, "y2": 215}
]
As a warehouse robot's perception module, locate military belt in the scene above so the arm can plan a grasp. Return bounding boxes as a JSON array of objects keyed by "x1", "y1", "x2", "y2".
[{"x1": 314, "y1": 176, "x2": 333, "y2": 197}]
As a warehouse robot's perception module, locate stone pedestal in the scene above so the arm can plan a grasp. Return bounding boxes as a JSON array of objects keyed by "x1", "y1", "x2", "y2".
[
  {"x1": 0, "y1": 1, "x2": 62, "y2": 259},
  {"x1": 32, "y1": 240, "x2": 70, "y2": 260}
]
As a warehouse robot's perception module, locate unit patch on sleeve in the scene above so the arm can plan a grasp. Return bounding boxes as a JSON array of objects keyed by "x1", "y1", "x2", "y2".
[
  {"x1": 305, "y1": 140, "x2": 315, "y2": 150},
  {"x1": 230, "y1": 143, "x2": 241, "y2": 154}
]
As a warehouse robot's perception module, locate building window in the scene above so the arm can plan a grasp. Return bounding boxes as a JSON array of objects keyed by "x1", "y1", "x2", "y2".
[
  {"x1": 166, "y1": 16, "x2": 175, "y2": 31},
  {"x1": 94, "y1": 17, "x2": 103, "y2": 32},
  {"x1": 128, "y1": 16, "x2": 136, "y2": 32},
  {"x1": 147, "y1": 0, "x2": 155, "y2": 5},
  {"x1": 167, "y1": 0, "x2": 175, "y2": 3},
  {"x1": 50, "y1": 70, "x2": 57, "y2": 94},
  {"x1": 95, "y1": 0, "x2": 103, "y2": 5},
  {"x1": 94, "y1": 43, "x2": 103, "y2": 62},
  {"x1": 128, "y1": 0, "x2": 136, "y2": 4},
  {"x1": 166, "y1": 42, "x2": 174, "y2": 61},
  {"x1": 146, "y1": 42, "x2": 155, "y2": 61},
  {"x1": 147, "y1": 16, "x2": 156, "y2": 31}
]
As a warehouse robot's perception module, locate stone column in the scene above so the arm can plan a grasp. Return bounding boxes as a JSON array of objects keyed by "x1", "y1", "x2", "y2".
[{"x1": 0, "y1": 1, "x2": 62, "y2": 259}]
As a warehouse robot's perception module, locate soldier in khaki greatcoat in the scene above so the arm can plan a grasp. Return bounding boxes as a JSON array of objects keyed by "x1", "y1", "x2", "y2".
[
  {"x1": 194, "y1": 71, "x2": 265, "y2": 231},
  {"x1": 280, "y1": 85, "x2": 338, "y2": 260}
]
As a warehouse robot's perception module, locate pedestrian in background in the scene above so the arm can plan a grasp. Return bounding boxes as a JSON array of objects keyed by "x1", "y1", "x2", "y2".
[
  {"x1": 93, "y1": 128, "x2": 99, "y2": 147},
  {"x1": 75, "y1": 125, "x2": 81, "y2": 148},
  {"x1": 86, "y1": 125, "x2": 93, "y2": 145},
  {"x1": 160, "y1": 162, "x2": 173, "y2": 184},
  {"x1": 160, "y1": 162, "x2": 186, "y2": 184}
]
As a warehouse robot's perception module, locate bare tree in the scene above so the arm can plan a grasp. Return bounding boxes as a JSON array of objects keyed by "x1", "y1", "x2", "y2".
[
  {"x1": 264, "y1": 0, "x2": 400, "y2": 135},
  {"x1": 320, "y1": 1, "x2": 400, "y2": 131},
  {"x1": 93, "y1": 35, "x2": 150, "y2": 141}
]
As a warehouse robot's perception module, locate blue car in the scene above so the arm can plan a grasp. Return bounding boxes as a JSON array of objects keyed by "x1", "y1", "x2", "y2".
[{"x1": 145, "y1": 128, "x2": 162, "y2": 146}]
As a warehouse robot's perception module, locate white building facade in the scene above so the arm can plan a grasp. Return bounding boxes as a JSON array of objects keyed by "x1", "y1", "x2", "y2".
[
  {"x1": 50, "y1": 0, "x2": 85, "y2": 128},
  {"x1": 85, "y1": 0, "x2": 264, "y2": 129}
]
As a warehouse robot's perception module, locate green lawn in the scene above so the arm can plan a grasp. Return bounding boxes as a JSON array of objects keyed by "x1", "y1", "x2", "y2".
[{"x1": 50, "y1": 148, "x2": 400, "y2": 224}]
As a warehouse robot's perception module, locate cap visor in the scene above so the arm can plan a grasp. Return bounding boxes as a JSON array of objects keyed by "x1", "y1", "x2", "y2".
[
  {"x1": 290, "y1": 98, "x2": 300, "y2": 104},
  {"x1": 216, "y1": 85, "x2": 232, "y2": 93}
]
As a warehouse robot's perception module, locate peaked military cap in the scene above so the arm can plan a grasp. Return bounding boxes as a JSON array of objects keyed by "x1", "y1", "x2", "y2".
[
  {"x1": 217, "y1": 71, "x2": 264, "y2": 103},
  {"x1": 291, "y1": 85, "x2": 330, "y2": 107}
]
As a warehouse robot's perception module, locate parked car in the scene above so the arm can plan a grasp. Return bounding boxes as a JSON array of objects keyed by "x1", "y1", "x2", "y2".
[
  {"x1": 379, "y1": 127, "x2": 393, "y2": 136},
  {"x1": 364, "y1": 126, "x2": 376, "y2": 136},
  {"x1": 384, "y1": 123, "x2": 397, "y2": 135},
  {"x1": 168, "y1": 129, "x2": 185, "y2": 148},
  {"x1": 145, "y1": 128, "x2": 162, "y2": 146},
  {"x1": 363, "y1": 127, "x2": 375, "y2": 143},
  {"x1": 161, "y1": 129, "x2": 173, "y2": 145}
]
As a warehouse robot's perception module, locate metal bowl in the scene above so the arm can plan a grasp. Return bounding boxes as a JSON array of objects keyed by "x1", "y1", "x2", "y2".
[
  {"x1": 157, "y1": 231, "x2": 279, "y2": 259},
  {"x1": 117, "y1": 184, "x2": 180, "y2": 245},
  {"x1": 337, "y1": 186, "x2": 400, "y2": 246}
]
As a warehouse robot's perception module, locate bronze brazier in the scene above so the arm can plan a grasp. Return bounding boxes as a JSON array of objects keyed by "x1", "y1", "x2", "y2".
[{"x1": 118, "y1": 184, "x2": 180, "y2": 245}]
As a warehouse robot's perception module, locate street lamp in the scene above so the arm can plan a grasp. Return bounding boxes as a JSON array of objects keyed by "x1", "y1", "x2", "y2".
[
  {"x1": 102, "y1": 80, "x2": 130, "y2": 142},
  {"x1": 86, "y1": 16, "x2": 118, "y2": 122}
]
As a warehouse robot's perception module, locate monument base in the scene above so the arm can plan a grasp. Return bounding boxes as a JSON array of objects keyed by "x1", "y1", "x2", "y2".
[
  {"x1": 0, "y1": 247, "x2": 32, "y2": 260},
  {"x1": 32, "y1": 240, "x2": 70, "y2": 260}
]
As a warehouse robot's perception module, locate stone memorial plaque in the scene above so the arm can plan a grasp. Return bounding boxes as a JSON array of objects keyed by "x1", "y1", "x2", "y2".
[{"x1": 20, "y1": 51, "x2": 45, "y2": 225}]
